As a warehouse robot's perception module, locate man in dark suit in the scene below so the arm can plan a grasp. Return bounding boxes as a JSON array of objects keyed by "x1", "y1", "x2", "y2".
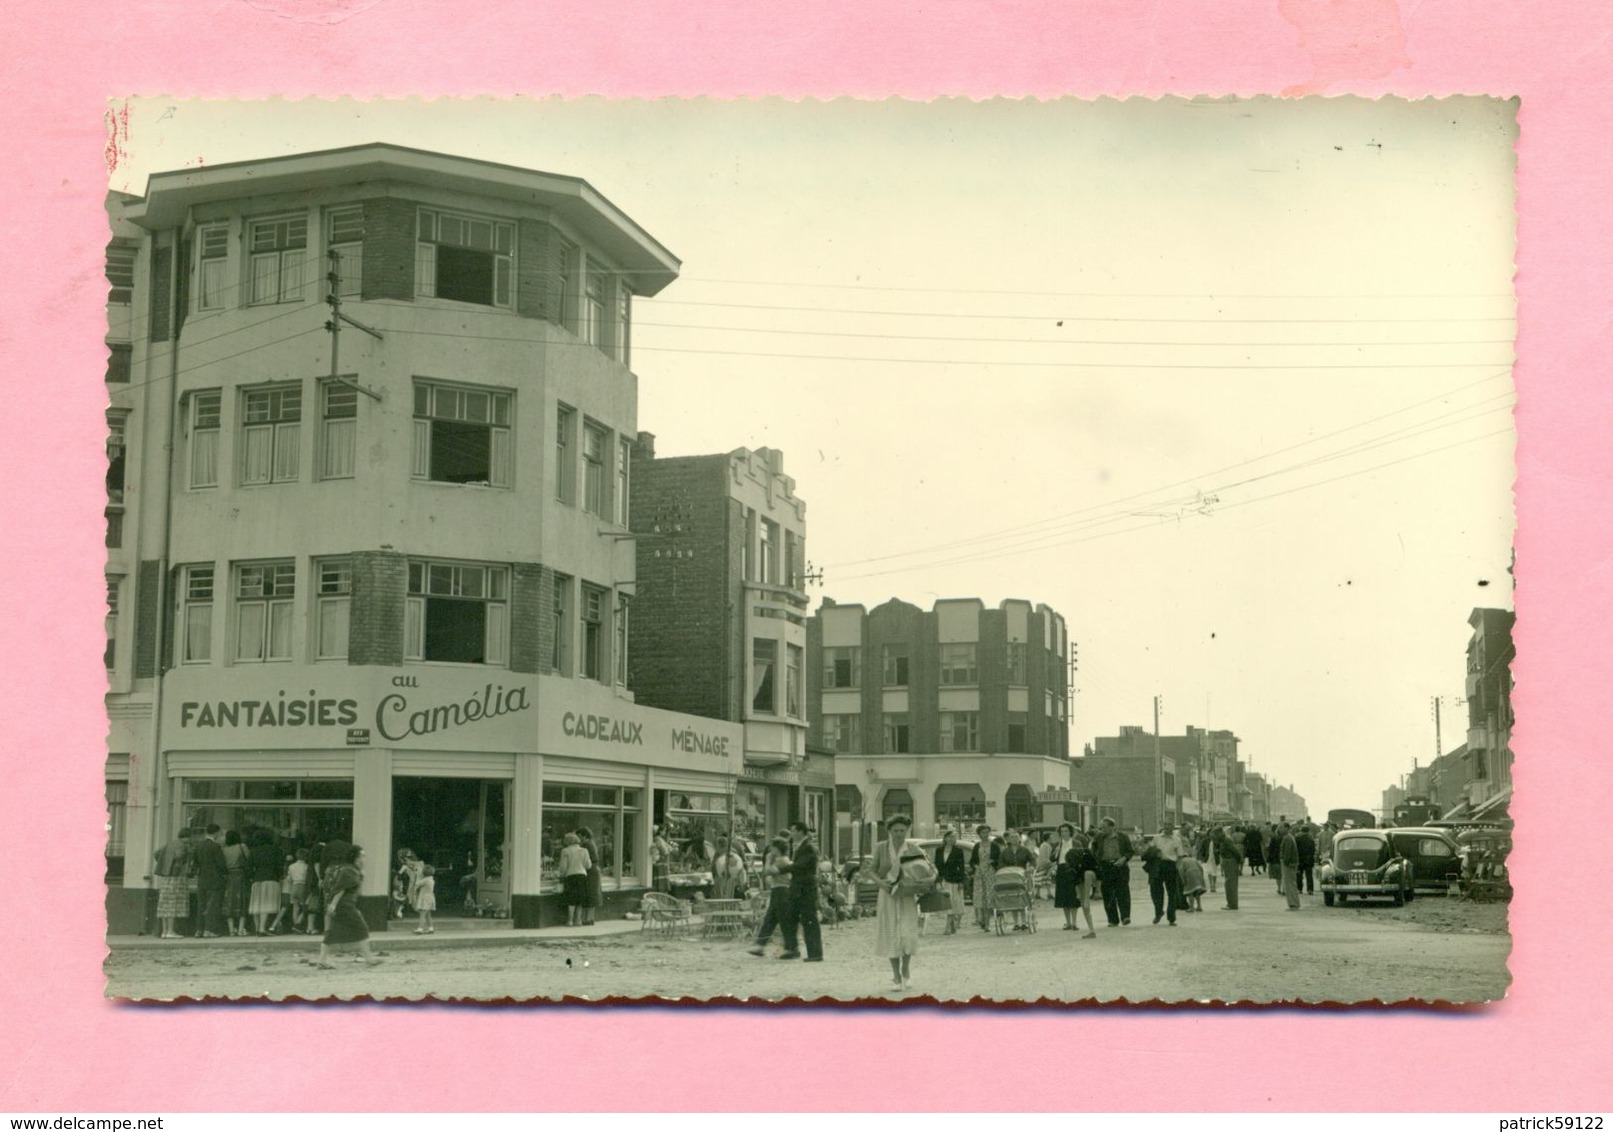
[
  {"x1": 193, "y1": 823, "x2": 228, "y2": 938},
  {"x1": 775, "y1": 820, "x2": 823, "y2": 962}
]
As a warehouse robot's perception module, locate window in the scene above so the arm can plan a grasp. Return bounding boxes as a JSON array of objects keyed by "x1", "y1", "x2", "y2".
[
  {"x1": 824, "y1": 646, "x2": 860, "y2": 689},
  {"x1": 583, "y1": 261, "x2": 606, "y2": 346},
  {"x1": 825, "y1": 713, "x2": 859, "y2": 753},
  {"x1": 881, "y1": 789, "x2": 914, "y2": 823},
  {"x1": 760, "y1": 519, "x2": 779, "y2": 584},
  {"x1": 935, "y1": 785, "x2": 986, "y2": 827},
  {"x1": 189, "y1": 391, "x2": 220, "y2": 489},
  {"x1": 540, "y1": 784, "x2": 642, "y2": 892},
  {"x1": 1006, "y1": 642, "x2": 1027, "y2": 685},
  {"x1": 555, "y1": 404, "x2": 576, "y2": 504},
  {"x1": 614, "y1": 594, "x2": 630, "y2": 687},
  {"x1": 784, "y1": 530, "x2": 800, "y2": 589},
  {"x1": 412, "y1": 381, "x2": 512, "y2": 487},
  {"x1": 105, "y1": 779, "x2": 128, "y2": 882},
  {"x1": 182, "y1": 779, "x2": 353, "y2": 849},
  {"x1": 939, "y1": 711, "x2": 979, "y2": 753},
  {"x1": 752, "y1": 638, "x2": 777, "y2": 713},
  {"x1": 248, "y1": 215, "x2": 308, "y2": 304},
  {"x1": 105, "y1": 343, "x2": 131, "y2": 384},
  {"x1": 235, "y1": 561, "x2": 295, "y2": 663},
  {"x1": 240, "y1": 385, "x2": 301, "y2": 485},
  {"x1": 581, "y1": 585, "x2": 605, "y2": 680},
  {"x1": 883, "y1": 714, "x2": 910, "y2": 754},
  {"x1": 197, "y1": 225, "x2": 228, "y2": 311},
  {"x1": 556, "y1": 240, "x2": 577, "y2": 331},
  {"x1": 319, "y1": 381, "x2": 357, "y2": 479},
  {"x1": 105, "y1": 242, "x2": 136, "y2": 305},
  {"x1": 105, "y1": 577, "x2": 121, "y2": 670},
  {"x1": 416, "y1": 208, "x2": 513, "y2": 308},
  {"x1": 550, "y1": 573, "x2": 572, "y2": 674},
  {"x1": 324, "y1": 205, "x2": 363, "y2": 297},
  {"x1": 743, "y1": 509, "x2": 757, "y2": 581},
  {"x1": 882, "y1": 647, "x2": 909, "y2": 687},
  {"x1": 315, "y1": 558, "x2": 351, "y2": 660},
  {"x1": 1007, "y1": 718, "x2": 1028, "y2": 753},
  {"x1": 786, "y1": 643, "x2": 803, "y2": 717},
  {"x1": 615, "y1": 437, "x2": 632, "y2": 526},
  {"x1": 106, "y1": 412, "x2": 127, "y2": 549},
  {"x1": 582, "y1": 422, "x2": 608, "y2": 516},
  {"x1": 616, "y1": 286, "x2": 632, "y2": 364},
  {"x1": 405, "y1": 562, "x2": 508, "y2": 666},
  {"x1": 180, "y1": 564, "x2": 214, "y2": 663},
  {"x1": 939, "y1": 642, "x2": 978, "y2": 685}
]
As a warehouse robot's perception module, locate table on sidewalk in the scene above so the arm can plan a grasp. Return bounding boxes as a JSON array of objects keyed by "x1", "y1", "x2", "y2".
[{"x1": 700, "y1": 899, "x2": 750, "y2": 939}]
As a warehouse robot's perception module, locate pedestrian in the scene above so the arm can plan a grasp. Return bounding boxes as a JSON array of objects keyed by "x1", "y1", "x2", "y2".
[
  {"x1": 1295, "y1": 823, "x2": 1317, "y2": 895},
  {"x1": 1267, "y1": 824, "x2": 1284, "y2": 888},
  {"x1": 1279, "y1": 822, "x2": 1302, "y2": 910},
  {"x1": 1053, "y1": 823, "x2": 1098, "y2": 938},
  {"x1": 557, "y1": 832, "x2": 591, "y2": 927},
  {"x1": 1215, "y1": 825, "x2": 1244, "y2": 910},
  {"x1": 193, "y1": 823, "x2": 227, "y2": 938},
  {"x1": 222, "y1": 829, "x2": 249, "y2": 937},
  {"x1": 747, "y1": 836, "x2": 793, "y2": 957},
  {"x1": 873, "y1": 814, "x2": 933, "y2": 992},
  {"x1": 315, "y1": 843, "x2": 382, "y2": 969},
  {"x1": 775, "y1": 820, "x2": 824, "y2": 962},
  {"x1": 1317, "y1": 821, "x2": 1337, "y2": 866},
  {"x1": 152, "y1": 828, "x2": 193, "y2": 940},
  {"x1": 932, "y1": 829, "x2": 968, "y2": 935},
  {"x1": 413, "y1": 865, "x2": 436, "y2": 934},
  {"x1": 304, "y1": 841, "x2": 328, "y2": 936},
  {"x1": 1176, "y1": 850, "x2": 1206, "y2": 913},
  {"x1": 998, "y1": 828, "x2": 1034, "y2": 871},
  {"x1": 286, "y1": 848, "x2": 312, "y2": 933},
  {"x1": 1093, "y1": 817, "x2": 1134, "y2": 927},
  {"x1": 710, "y1": 835, "x2": 746, "y2": 900},
  {"x1": 969, "y1": 824, "x2": 1000, "y2": 931},
  {"x1": 1151, "y1": 824, "x2": 1185, "y2": 926},
  {"x1": 1243, "y1": 825, "x2": 1265, "y2": 875},
  {"x1": 246, "y1": 828, "x2": 283, "y2": 937},
  {"x1": 651, "y1": 825, "x2": 675, "y2": 892},
  {"x1": 577, "y1": 827, "x2": 602, "y2": 926},
  {"x1": 1199, "y1": 829, "x2": 1219, "y2": 894}
]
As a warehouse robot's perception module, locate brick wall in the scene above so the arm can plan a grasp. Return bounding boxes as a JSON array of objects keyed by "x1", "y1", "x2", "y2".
[
  {"x1": 133, "y1": 559, "x2": 161, "y2": 680},
  {"x1": 863, "y1": 600, "x2": 931, "y2": 753},
  {"x1": 517, "y1": 219, "x2": 567, "y2": 324},
  {"x1": 978, "y1": 608, "x2": 1009, "y2": 752},
  {"x1": 349, "y1": 550, "x2": 407, "y2": 665},
  {"x1": 361, "y1": 197, "x2": 417, "y2": 303},
  {"x1": 148, "y1": 245, "x2": 172, "y2": 343},
  {"x1": 509, "y1": 562, "x2": 546, "y2": 674}
]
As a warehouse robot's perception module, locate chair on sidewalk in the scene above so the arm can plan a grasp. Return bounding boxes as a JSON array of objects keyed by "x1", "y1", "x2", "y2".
[{"x1": 639, "y1": 891, "x2": 693, "y2": 937}]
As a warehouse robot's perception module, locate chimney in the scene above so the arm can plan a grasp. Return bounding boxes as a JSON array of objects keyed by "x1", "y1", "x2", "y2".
[{"x1": 634, "y1": 431, "x2": 656, "y2": 460}]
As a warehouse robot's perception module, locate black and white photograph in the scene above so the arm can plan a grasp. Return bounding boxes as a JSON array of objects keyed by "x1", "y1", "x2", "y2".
[{"x1": 100, "y1": 95, "x2": 1516, "y2": 1003}]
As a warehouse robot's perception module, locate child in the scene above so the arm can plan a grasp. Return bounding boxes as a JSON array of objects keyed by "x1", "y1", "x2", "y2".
[
  {"x1": 286, "y1": 849, "x2": 311, "y2": 933},
  {"x1": 413, "y1": 864, "x2": 437, "y2": 934},
  {"x1": 392, "y1": 849, "x2": 414, "y2": 920}
]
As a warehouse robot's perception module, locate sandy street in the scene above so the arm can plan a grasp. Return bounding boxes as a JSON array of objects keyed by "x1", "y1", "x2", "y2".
[{"x1": 104, "y1": 884, "x2": 1510, "y2": 1005}]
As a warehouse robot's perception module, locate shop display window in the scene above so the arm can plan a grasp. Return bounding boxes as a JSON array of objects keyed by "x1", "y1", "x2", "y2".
[
  {"x1": 180, "y1": 778, "x2": 354, "y2": 849},
  {"x1": 539, "y1": 784, "x2": 641, "y2": 893},
  {"x1": 660, "y1": 791, "x2": 731, "y2": 869}
]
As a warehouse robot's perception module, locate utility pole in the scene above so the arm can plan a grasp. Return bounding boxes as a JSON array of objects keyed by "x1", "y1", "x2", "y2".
[
  {"x1": 1431, "y1": 695, "x2": 1443, "y2": 760},
  {"x1": 324, "y1": 248, "x2": 384, "y2": 401}
]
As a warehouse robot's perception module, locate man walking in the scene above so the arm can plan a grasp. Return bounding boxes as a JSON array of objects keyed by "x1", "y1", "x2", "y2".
[
  {"x1": 775, "y1": 820, "x2": 824, "y2": 962},
  {"x1": 1152, "y1": 824, "x2": 1185, "y2": 925},
  {"x1": 1215, "y1": 825, "x2": 1243, "y2": 910},
  {"x1": 1279, "y1": 821, "x2": 1301, "y2": 910},
  {"x1": 1094, "y1": 817, "x2": 1133, "y2": 927},
  {"x1": 193, "y1": 823, "x2": 228, "y2": 938},
  {"x1": 1295, "y1": 822, "x2": 1317, "y2": 896}
]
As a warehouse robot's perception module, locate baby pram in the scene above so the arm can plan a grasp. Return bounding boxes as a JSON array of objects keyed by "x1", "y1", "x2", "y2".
[{"x1": 992, "y1": 866, "x2": 1036, "y2": 934}]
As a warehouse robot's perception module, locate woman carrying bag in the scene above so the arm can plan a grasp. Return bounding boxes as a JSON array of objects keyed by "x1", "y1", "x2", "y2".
[{"x1": 873, "y1": 815, "x2": 935, "y2": 993}]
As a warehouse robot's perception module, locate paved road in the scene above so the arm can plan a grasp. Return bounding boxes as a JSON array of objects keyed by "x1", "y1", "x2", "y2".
[{"x1": 103, "y1": 883, "x2": 1509, "y2": 1004}]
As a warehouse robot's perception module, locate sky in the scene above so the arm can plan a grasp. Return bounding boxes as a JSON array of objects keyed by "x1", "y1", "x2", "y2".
[{"x1": 108, "y1": 96, "x2": 1518, "y2": 816}]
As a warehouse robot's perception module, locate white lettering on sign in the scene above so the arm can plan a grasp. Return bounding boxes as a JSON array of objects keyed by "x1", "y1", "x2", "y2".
[
  {"x1": 561, "y1": 712, "x2": 645, "y2": 745},
  {"x1": 670, "y1": 728, "x2": 731, "y2": 758},
  {"x1": 375, "y1": 684, "x2": 531, "y2": 742}
]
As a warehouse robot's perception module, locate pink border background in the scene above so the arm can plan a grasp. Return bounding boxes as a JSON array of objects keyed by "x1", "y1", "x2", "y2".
[{"x1": 3, "y1": 0, "x2": 1610, "y2": 1112}]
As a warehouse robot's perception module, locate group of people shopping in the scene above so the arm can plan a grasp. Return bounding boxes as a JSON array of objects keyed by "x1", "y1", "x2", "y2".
[{"x1": 151, "y1": 824, "x2": 320, "y2": 940}]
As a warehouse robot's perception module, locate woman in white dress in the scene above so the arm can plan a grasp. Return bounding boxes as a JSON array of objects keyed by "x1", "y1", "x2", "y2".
[{"x1": 874, "y1": 814, "x2": 934, "y2": 992}]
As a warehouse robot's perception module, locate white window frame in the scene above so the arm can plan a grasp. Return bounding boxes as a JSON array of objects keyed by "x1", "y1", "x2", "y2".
[
  {"x1": 882, "y1": 647, "x2": 909, "y2": 687},
  {"x1": 939, "y1": 642, "x2": 978, "y2": 686},
  {"x1": 105, "y1": 575, "x2": 122, "y2": 671},
  {"x1": 824, "y1": 646, "x2": 860, "y2": 689},
  {"x1": 752, "y1": 638, "x2": 778, "y2": 714},
  {"x1": 404, "y1": 561, "x2": 509, "y2": 667},
  {"x1": 583, "y1": 259, "x2": 607, "y2": 346},
  {"x1": 884, "y1": 714, "x2": 911, "y2": 754},
  {"x1": 179, "y1": 564, "x2": 215, "y2": 664},
  {"x1": 188, "y1": 390, "x2": 221, "y2": 489},
  {"x1": 324, "y1": 205, "x2": 364, "y2": 298},
  {"x1": 826, "y1": 712, "x2": 858, "y2": 753},
  {"x1": 939, "y1": 711, "x2": 980, "y2": 753},
  {"x1": 247, "y1": 214, "x2": 308, "y2": 305},
  {"x1": 614, "y1": 594, "x2": 630, "y2": 687},
  {"x1": 415, "y1": 207, "x2": 514, "y2": 309},
  {"x1": 319, "y1": 380, "x2": 358, "y2": 480},
  {"x1": 234, "y1": 560, "x2": 296, "y2": 663},
  {"x1": 196, "y1": 225, "x2": 230, "y2": 312},
  {"x1": 760, "y1": 519, "x2": 779, "y2": 584},
  {"x1": 581, "y1": 584, "x2": 606, "y2": 681},
  {"x1": 412, "y1": 380, "x2": 512, "y2": 488},
  {"x1": 615, "y1": 436, "x2": 632, "y2": 526},
  {"x1": 315, "y1": 557, "x2": 352, "y2": 660},
  {"x1": 551, "y1": 572, "x2": 573, "y2": 675},
  {"x1": 582, "y1": 421, "x2": 608, "y2": 517},
  {"x1": 240, "y1": 384, "x2": 302, "y2": 486},
  {"x1": 555, "y1": 404, "x2": 577, "y2": 505},
  {"x1": 786, "y1": 643, "x2": 803, "y2": 717},
  {"x1": 1006, "y1": 642, "x2": 1027, "y2": 685}
]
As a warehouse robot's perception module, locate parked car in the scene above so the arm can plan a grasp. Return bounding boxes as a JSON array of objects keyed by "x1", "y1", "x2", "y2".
[
  {"x1": 1319, "y1": 829, "x2": 1415, "y2": 906},
  {"x1": 1383, "y1": 826, "x2": 1463, "y2": 893}
]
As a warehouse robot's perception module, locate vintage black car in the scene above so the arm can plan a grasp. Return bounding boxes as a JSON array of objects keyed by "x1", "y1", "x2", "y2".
[
  {"x1": 1319, "y1": 829, "x2": 1415, "y2": 906},
  {"x1": 1383, "y1": 826, "x2": 1463, "y2": 893}
]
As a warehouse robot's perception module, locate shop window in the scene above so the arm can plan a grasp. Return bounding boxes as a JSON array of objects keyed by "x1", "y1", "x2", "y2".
[
  {"x1": 1004, "y1": 785, "x2": 1037, "y2": 832},
  {"x1": 105, "y1": 779, "x2": 128, "y2": 883},
  {"x1": 732, "y1": 783, "x2": 771, "y2": 847},
  {"x1": 319, "y1": 381, "x2": 357, "y2": 479},
  {"x1": 405, "y1": 561, "x2": 509, "y2": 666},
  {"x1": 939, "y1": 711, "x2": 979, "y2": 753},
  {"x1": 555, "y1": 404, "x2": 577, "y2": 505},
  {"x1": 180, "y1": 564, "x2": 214, "y2": 664},
  {"x1": 412, "y1": 381, "x2": 512, "y2": 487},
  {"x1": 823, "y1": 645, "x2": 860, "y2": 689},
  {"x1": 248, "y1": 214, "x2": 308, "y2": 305},
  {"x1": 550, "y1": 572, "x2": 572, "y2": 674},
  {"x1": 188, "y1": 390, "x2": 221, "y2": 489},
  {"x1": 883, "y1": 714, "x2": 910, "y2": 754},
  {"x1": 416, "y1": 208, "x2": 514, "y2": 309},
  {"x1": 940, "y1": 642, "x2": 977, "y2": 685},
  {"x1": 881, "y1": 788, "x2": 913, "y2": 823},
  {"x1": 825, "y1": 713, "x2": 859, "y2": 753},
  {"x1": 786, "y1": 643, "x2": 803, "y2": 717},
  {"x1": 196, "y1": 225, "x2": 229, "y2": 311},
  {"x1": 315, "y1": 558, "x2": 351, "y2": 660},
  {"x1": 240, "y1": 384, "x2": 302, "y2": 485},
  {"x1": 539, "y1": 784, "x2": 642, "y2": 892},
  {"x1": 235, "y1": 560, "x2": 295, "y2": 663},
  {"x1": 615, "y1": 436, "x2": 631, "y2": 526},
  {"x1": 104, "y1": 577, "x2": 121, "y2": 670},
  {"x1": 1006, "y1": 642, "x2": 1027, "y2": 685},
  {"x1": 659, "y1": 791, "x2": 729, "y2": 868},
  {"x1": 582, "y1": 421, "x2": 608, "y2": 517},
  {"x1": 934, "y1": 785, "x2": 986, "y2": 828},
  {"x1": 581, "y1": 585, "x2": 605, "y2": 680},
  {"x1": 751, "y1": 638, "x2": 777, "y2": 713},
  {"x1": 181, "y1": 778, "x2": 354, "y2": 848},
  {"x1": 882, "y1": 647, "x2": 909, "y2": 687},
  {"x1": 324, "y1": 205, "x2": 363, "y2": 297}
]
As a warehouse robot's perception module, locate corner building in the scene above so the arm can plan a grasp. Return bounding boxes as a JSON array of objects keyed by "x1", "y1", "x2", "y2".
[
  {"x1": 808, "y1": 597, "x2": 1071, "y2": 848},
  {"x1": 104, "y1": 145, "x2": 743, "y2": 932}
]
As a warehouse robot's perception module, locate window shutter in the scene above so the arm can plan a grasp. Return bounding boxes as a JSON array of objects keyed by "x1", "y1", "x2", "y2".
[
  {"x1": 490, "y1": 428, "x2": 512, "y2": 488},
  {"x1": 485, "y1": 602, "x2": 508, "y2": 666},
  {"x1": 415, "y1": 243, "x2": 436, "y2": 297},
  {"x1": 411, "y1": 419, "x2": 430, "y2": 478},
  {"x1": 404, "y1": 596, "x2": 424, "y2": 661}
]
